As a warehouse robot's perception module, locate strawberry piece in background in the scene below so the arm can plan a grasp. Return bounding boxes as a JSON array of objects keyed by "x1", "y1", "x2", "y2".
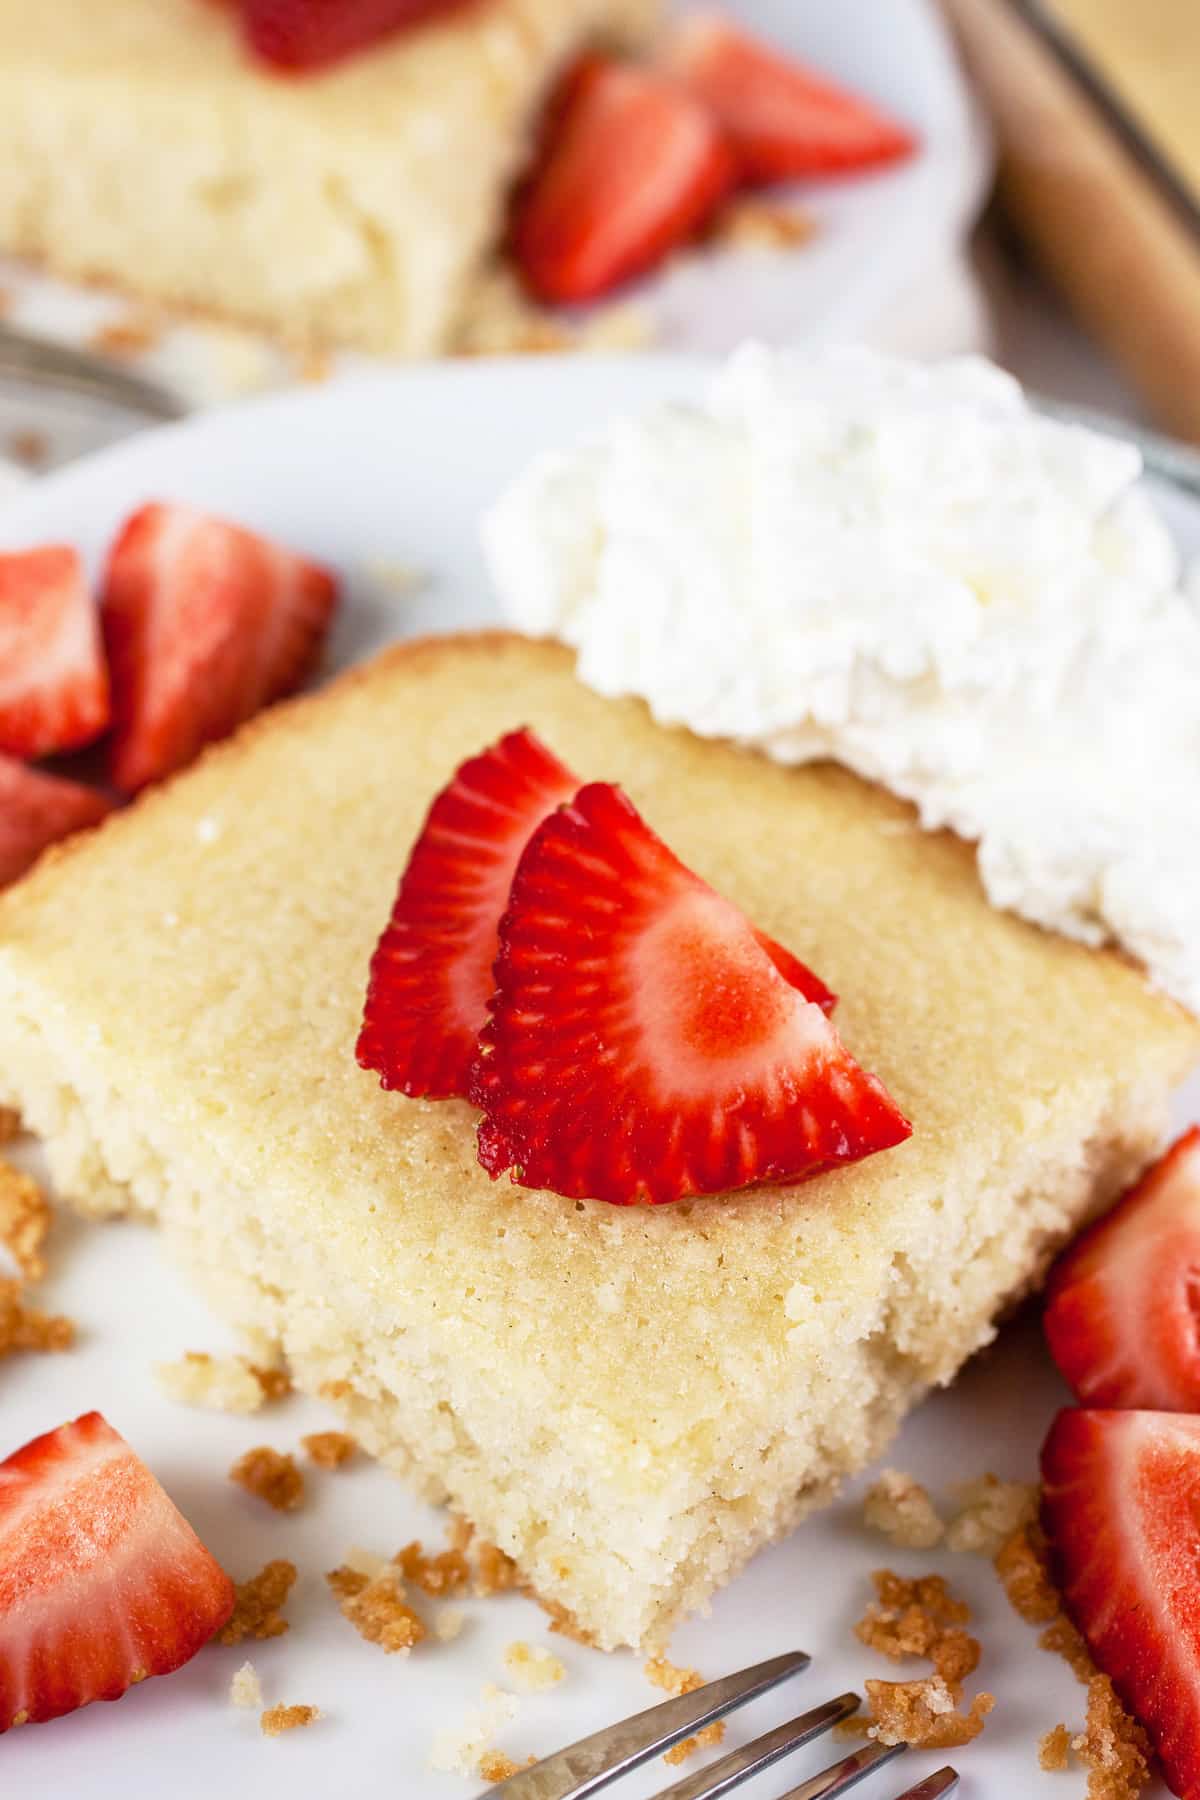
[
  {"x1": 238, "y1": 0, "x2": 468, "y2": 71},
  {"x1": 0, "y1": 756, "x2": 112, "y2": 889},
  {"x1": 0, "y1": 547, "x2": 109, "y2": 760}
]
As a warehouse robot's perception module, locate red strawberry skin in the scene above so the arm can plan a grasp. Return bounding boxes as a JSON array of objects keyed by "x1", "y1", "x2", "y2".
[
  {"x1": 513, "y1": 54, "x2": 737, "y2": 305},
  {"x1": 471, "y1": 781, "x2": 909, "y2": 1205},
  {"x1": 666, "y1": 13, "x2": 917, "y2": 185},
  {"x1": 101, "y1": 502, "x2": 339, "y2": 793},
  {"x1": 1042, "y1": 1407, "x2": 1200, "y2": 1799},
  {"x1": 238, "y1": 0, "x2": 468, "y2": 71},
  {"x1": 0, "y1": 547, "x2": 110, "y2": 759},
  {"x1": 1045, "y1": 1128, "x2": 1200, "y2": 1411},
  {"x1": 0, "y1": 756, "x2": 112, "y2": 890},
  {"x1": 0, "y1": 1411, "x2": 234, "y2": 1732}
]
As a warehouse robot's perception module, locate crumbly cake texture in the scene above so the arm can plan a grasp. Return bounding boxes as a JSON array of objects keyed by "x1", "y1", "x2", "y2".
[
  {"x1": 218, "y1": 1561, "x2": 298, "y2": 1645},
  {"x1": 0, "y1": 0, "x2": 659, "y2": 357},
  {"x1": 261, "y1": 1703, "x2": 319, "y2": 1737},
  {"x1": 230, "y1": 1446, "x2": 306, "y2": 1512},
  {"x1": 0, "y1": 634, "x2": 1196, "y2": 1652},
  {"x1": 644, "y1": 1658, "x2": 725, "y2": 1764},
  {"x1": 0, "y1": 1158, "x2": 50, "y2": 1281},
  {"x1": 156, "y1": 1350, "x2": 288, "y2": 1413}
]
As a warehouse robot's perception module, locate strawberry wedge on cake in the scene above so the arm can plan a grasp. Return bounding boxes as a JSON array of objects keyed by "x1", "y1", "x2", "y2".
[{"x1": 0, "y1": 633, "x2": 1194, "y2": 1650}]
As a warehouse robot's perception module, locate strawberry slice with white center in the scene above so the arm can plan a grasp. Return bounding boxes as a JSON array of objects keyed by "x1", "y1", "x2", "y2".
[
  {"x1": 512, "y1": 54, "x2": 737, "y2": 305},
  {"x1": 470, "y1": 780, "x2": 908, "y2": 1205},
  {"x1": 664, "y1": 13, "x2": 917, "y2": 185},
  {"x1": 0, "y1": 756, "x2": 112, "y2": 890},
  {"x1": 1044, "y1": 1128, "x2": 1200, "y2": 1410},
  {"x1": 0, "y1": 1411, "x2": 234, "y2": 1732},
  {"x1": 102, "y1": 502, "x2": 339, "y2": 793},
  {"x1": 0, "y1": 547, "x2": 110, "y2": 759},
  {"x1": 1042, "y1": 1407, "x2": 1200, "y2": 1799},
  {"x1": 358, "y1": 729, "x2": 835, "y2": 1100}
]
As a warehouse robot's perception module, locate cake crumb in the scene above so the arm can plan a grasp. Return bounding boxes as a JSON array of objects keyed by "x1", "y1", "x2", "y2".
[
  {"x1": 855, "y1": 1571, "x2": 979, "y2": 1688},
  {"x1": 396, "y1": 1539, "x2": 471, "y2": 1597},
  {"x1": 0, "y1": 1108, "x2": 19, "y2": 1143},
  {"x1": 0, "y1": 1277, "x2": 74, "y2": 1357},
  {"x1": 709, "y1": 196, "x2": 817, "y2": 251},
  {"x1": 1071, "y1": 1675, "x2": 1151, "y2": 1800},
  {"x1": 248, "y1": 1363, "x2": 292, "y2": 1402},
  {"x1": 447, "y1": 1515, "x2": 474, "y2": 1554},
  {"x1": 217, "y1": 1560, "x2": 298, "y2": 1645},
  {"x1": 504, "y1": 1641, "x2": 565, "y2": 1692},
  {"x1": 318, "y1": 1378, "x2": 353, "y2": 1402},
  {"x1": 1040, "y1": 1614, "x2": 1096, "y2": 1684},
  {"x1": 230, "y1": 1662, "x2": 263, "y2": 1709},
  {"x1": 576, "y1": 301, "x2": 655, "y2": 352},
  {"x1": 862, "y1": 1470, "x2": 945, "y2": 1550},
  {"x1": 436, "y1": 1608, "x2": 466, "y2": 1643},
  {"x1": 946, "y1": 1475, "x2": 1039, "y2": 1555},
  {"x1": 645, "y1": 1658, "x2": 726, "y2": 1765},
  {"x1": 7, "y1": 430, "x2": 49, "y2": 471},
  {"x1": 302, "y1": 1430, "x2": 356, "y2": 1470},
  {"x1": 862, "y1": 1676, "x2": 995, "y2": 1749},
  {"x1": 327, "y1": 1565, "x2": 426, "y2": 1654},
  {"x1": 1041, "y1": 1723, "x2": 1073, "y2": 1770},
  {"x1": 537, "y1": 1596, "x2": 595, "y2": 1645},
  {"x1": 229, "y1": 1446, "x2": 305, "y2": 1512},
  {"x1": 158, "y1": 1352, "x2": 269, "y2": 1415},
  {"x1": 0, "y1": 1160, "x2": 50, "y2": 1281},
  {"x1": 479, "y1": 1751, "x2": 537, "y2": 1782},
  {"x1": 475, "y1": 1539, "x2": 520, "y2": 1597},
  {"x1": 261, "y1": 1703, "x2": 319, "y2": 1738},
  {"x1": 995, "y1": 1519, "x2": 1060, "y2": 1625},
  {"x1": 360, "y1": 557, "x2": 429, "y2": 599},
  {"x1": 428, "y1": 1684, "x2": 520, "y2": 1775},
  {"x1": 90, "y1": 306, "x2": 163, "y2": 359}
]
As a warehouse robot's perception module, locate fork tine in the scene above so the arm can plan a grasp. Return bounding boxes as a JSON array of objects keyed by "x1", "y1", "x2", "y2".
[
  {"x1": 775, "y1": 1740, "x2": 907, "y2": 1800},
  {"x1": 654, "y1": 1691, "x2": 862, "y2": 1800},
  {"x1": 487, "y1": 1650, "x2": 810, "y2": 1800},
  {"x1": 891, "y1": 1771, "x2": 959, "y2": 1799}
]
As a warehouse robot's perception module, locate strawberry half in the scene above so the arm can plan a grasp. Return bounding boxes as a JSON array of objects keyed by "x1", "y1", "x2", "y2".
[
  {"x1": 237, "y1": 0, "x2": 467, "y2": 71},
  {"x1": 0, "y1": 756, "x2": 112, "y2": 889},
  {"x1": 358, "y1": 729, "x2": 834, "y2": 1100},
  {"x1": 0, "y1": 1411, "x2": 234, "y2": 1732},
  {"x1": 102, "y1": 502, "x2": 339, "y2": 793},
  {"x1": 0, "y1": 547, "x2": 110, "y2": 760},
  {"x1": 1044, "y1": 1128, "x2": 1200, "y2": 1411},
  {"x1": 664, "y1": 13, "x2": 917, "y2": 185},
  {"x1": 471, "y1": 781, "x2": 908, "y2": 1205},
  {"x1": 1042, "y1": 1407, "x2": 1200, "y2": 1799},
  {"x1": 512, "y1": 54, "x2": 737, "y2": 304}
]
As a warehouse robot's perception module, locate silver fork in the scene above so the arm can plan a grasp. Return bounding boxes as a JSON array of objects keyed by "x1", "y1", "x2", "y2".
[{"x1": 484, "y1": 1651, "x2": 959, "y2": 1800}]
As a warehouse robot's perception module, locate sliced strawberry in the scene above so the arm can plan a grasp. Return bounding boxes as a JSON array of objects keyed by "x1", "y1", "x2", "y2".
[
  {"x1": 1042, "y1": 1407, "x2": 1200, "y2": 1799},
  {"x1": 358, "y1": 729, "x2": 835, "y2": 1100},
  {"x1": 0, "y1": 756, "x2": 112, "y2": 889},
  {"x1": 0, "y1": 547, "x2": 110, "y2": 759},
  {"x1": 101, "y1": 502, "x2": 339, "y2": 793},
  {"x1": 0, "y1": 1411, "x2": 234, "y2": 1732},
  {"x1": 237, "y1": 0, "x2": 467, "y2": 71},
  {"x1": 512, "y1": 54, "x2": 737, "y2": 305},
  {"x1": 1045, "y1": 1129, "x2": 1200, "y2": 1411},
  {"x1": 664, "y1": 13, "x2": 917, "y2": 185},
  {"x1": 470, "y1": 781, "x2": 908, "y2": 1205}
]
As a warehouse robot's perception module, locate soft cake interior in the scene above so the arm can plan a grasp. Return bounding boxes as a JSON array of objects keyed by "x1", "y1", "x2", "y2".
[{"x1": 0, "y1": 634, "x2": 1195, "y2": 1649}]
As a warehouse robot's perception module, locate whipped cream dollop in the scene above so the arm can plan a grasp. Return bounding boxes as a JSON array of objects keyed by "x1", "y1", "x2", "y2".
[{"x1": 484, "y1": 345, "x2": 1200, "y2": 1015}]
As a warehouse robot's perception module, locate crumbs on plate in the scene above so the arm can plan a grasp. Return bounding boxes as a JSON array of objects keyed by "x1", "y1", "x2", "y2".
[
  {"x1": 503, "y1": 1641, "x2": 565, "y2": 1692},
  {"x1": 0, "y1": 1276, "x2": 73, "y2": 1358},
  {"x1": 217, "y1": 1560, "x2": 298, "y2": 1646},
  {"x1": 302, "y1": 1429, "x2": 357, "y2": 1469},
  {"x1": 396, "y1": 1538, "x2": 471, "y2": 1597},
  {"x1": 855, "y1": 1570, "x2": 980, "y2": 1687},
  {"x1": 708, "y1": 196, "x2": 817, "y2": 250},
  {"x1": 230, "y1": 1445, "x2": 305, "y2": 1512},
  {"x1": 0, "y1": 1157, "x2": 51, "y2": 1281},
  {"x1": 157, "y1": 1350, "x2": 289, "y2": 1414},
  {"x1": 479, "y1": 1752, "x2": 536, "y2": 1783},
  {"x1": 230, "y1": 1662, "x2": 263, "y2": 1709},
  {"x1": 863, "y1": 1676, "x2": 995, "y2": 1749},
  {"x1": 428, "y1": 1684, "x2": 520, "y2": 1776},
  {"x1": 326, "y1": 1563, "x2": 427, "y2": 1654},
  {"x1": 261, "y1": 1703, "x2": 320, "y2": 1738},
  {"x1": 645, "y1": 1658, "x2": 726, "y2": 1766},
  {"x1": 861, "y1": 1469, "x2": 945, "y2": 1550}
]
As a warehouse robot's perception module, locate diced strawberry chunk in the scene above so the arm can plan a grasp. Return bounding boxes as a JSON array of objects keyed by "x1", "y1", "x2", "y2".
[
  {"x1": 0, "y1": 547, "x2": 109, "y2": 759},
  {"x1": 237, "y1": 0, "x2": 466, "y2": 70},
  {"x1": 512, "y1": 54, "x2": 737, "y2": 304},
  {"x1": 1045, "y1": 1129, "x2": 1200, "y2": 1410},
  {"x1": 0, "y1": 1411, "x2": 234, "y2": 1732},
  {"x1": 664, "y1": 13, "x2": 917, "y2": 185},
  {"x1": 0, "y1": 756, "x2": 112, "y2": 889},
  {"x1": 471, "y1": 780, "x2": 909, "y2": 1204},
  {"x1": 1042, "y1": 1407, "x2": 1200, "y2": 1799},
  {"x1": 101, "y1": 502, "x2": 338, "y2": 793},
  {"x1": 358, "y1": 728, "x2": 835, "y2": 1100}
]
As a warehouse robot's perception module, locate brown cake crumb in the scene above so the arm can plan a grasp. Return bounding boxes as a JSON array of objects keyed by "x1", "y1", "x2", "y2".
[
  {"x1": 0, "y1": 1277, "x2": 73, "y2": 1357},
  {"x1": 302, "y1": 1430, "x2": 356, "y2": 1470},
  {"x1": 90, "y1": 307, "x2": 164, "y2": 359},
  {"x1": 7, "y1": 430, "x2": 49, "y2": 472},
  {"x1": 0, "y1": 1160, "x2": 50, "y2": 1281},
  {"x1": 447, "y1": 1515, "x2": 474, "y2": 1554},
  {"x1": 1041, "y1": 1723, "x2": 1073, "y2": 1770},
  {"x1": 855, "y1": 1571, "x2": 980, "y2": 1690},
  {"x1": 0, "y1": 1108, "x2": 19, "y2": 1144},
  {"x1": 862, "y1": 1676, "x2": 995, "y2": 1749},
  {"x1": 1072, "y1": 1676, "x2": 1151, "y2": 1800},
  {"x1": 536, "y1": 1595, "x2": 595, "y2": 1645},
  {"x1": 479, "y1": 1752, "x2": 537, "y2": 1783},
  {"x1": 862, "y1": 1470, "x2": 945, "y2": 1550},
  {"x1": 249, "y1": 1364, "x2": 292, "y2": 1402},
  {"x1": 318, "y1": 1378, "x2": 353, "y2": 1402},
  {"x1": 229, "y1": 1446, "x2": 305, "y2": 1512},
  {"x1": 709, "y1": 196, "x2": 818, "y2": 251},
  {"x1": 327, "y1": 1566, "x2": 426, "y2": 1654},
  {"x1": 217, "y1": 1560, "x2": 298, "y2": 1645},
  {"x1": 645, "y1": 1658, "x2": 727, "y2": 1765},
  {"x1": 995, "y1": 1519, "x2": 1061, "y2": 1626},
  {"x1": 1040, "y1": 1614, "x2": 1096, "y2": 1684},
  {"x1": 261, "y1": 1703, "x2": 320, "y2": 1737},
  {"x1": 475, "y1": 1539, "x2": 520, "y2": 1597},
  {"x1": 395, "y1": 1540, "x2": 471, "y2": 1597}
]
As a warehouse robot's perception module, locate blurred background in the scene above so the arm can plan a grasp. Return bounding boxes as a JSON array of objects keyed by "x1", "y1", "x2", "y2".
[{"x1": 0, "y1": 0, "x2": 1197, "y2": 479}]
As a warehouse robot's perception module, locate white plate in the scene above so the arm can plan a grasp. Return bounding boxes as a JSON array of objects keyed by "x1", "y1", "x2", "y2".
[
  {"x1": 0, "y1": 0, "x2": 989, "y2": 466},
  {"x1": 1, "y1": 358, "x2": 1196, "y2": 1800}
]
